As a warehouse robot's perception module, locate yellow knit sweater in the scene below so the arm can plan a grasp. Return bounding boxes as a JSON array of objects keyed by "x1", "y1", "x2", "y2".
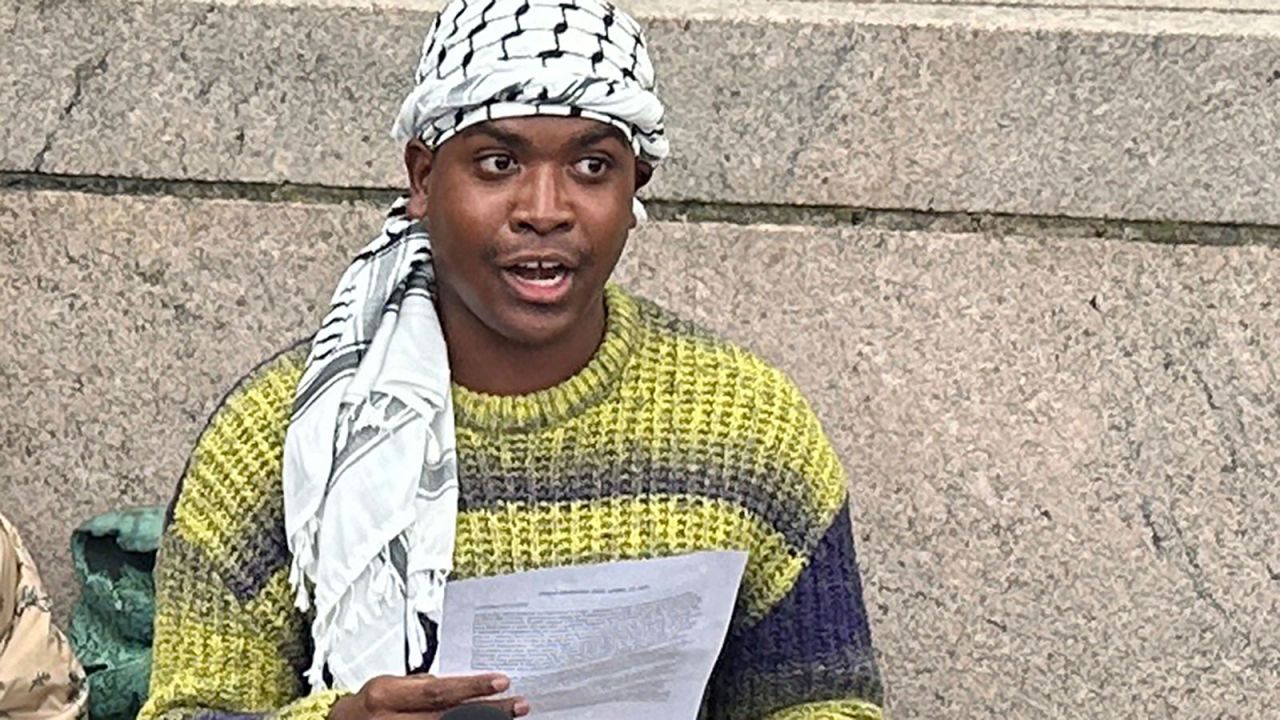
[{"x1": 140, "y1": 286, "x2": 883, "y2": 720}]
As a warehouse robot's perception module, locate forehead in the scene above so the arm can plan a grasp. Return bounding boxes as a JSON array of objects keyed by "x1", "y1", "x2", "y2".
[{"x1": 450, "y1": 116, "x2": 634, "y2": 151}]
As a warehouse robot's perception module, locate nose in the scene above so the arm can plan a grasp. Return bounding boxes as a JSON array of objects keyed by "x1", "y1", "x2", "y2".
[{"x1": 510, "y1": 164, "x2": 574, "y2": 236}]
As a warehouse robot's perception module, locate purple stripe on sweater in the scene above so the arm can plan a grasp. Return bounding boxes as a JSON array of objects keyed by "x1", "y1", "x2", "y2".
[
  {"x1": 223, "y1": 498, "x2": 291, "y2": 603},
  {"x1": 721, "y1": 503, "x2": 876, "y2": 674}
]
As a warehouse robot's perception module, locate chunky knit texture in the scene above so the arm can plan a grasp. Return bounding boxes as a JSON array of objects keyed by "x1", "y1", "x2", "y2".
[{"x1": 139, "y1": 286, "x2": 883, "y2": 720}]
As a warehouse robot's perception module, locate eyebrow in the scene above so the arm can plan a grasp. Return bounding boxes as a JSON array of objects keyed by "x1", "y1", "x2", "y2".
[
  {"x1": 470, "y1": 124, "x2": 533, "y2": 151},
  {"x1": 567, "y1": 125, "x2": 629, "y2": 151}
]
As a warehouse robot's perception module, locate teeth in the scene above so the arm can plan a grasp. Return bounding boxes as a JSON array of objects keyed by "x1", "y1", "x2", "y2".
[{"x1": 508, "y1": 259, "x2": 568, "y2": 289}]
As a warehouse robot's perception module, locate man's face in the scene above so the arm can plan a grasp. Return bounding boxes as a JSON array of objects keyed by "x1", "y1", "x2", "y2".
[{"x1": 406, "y1": 116, "x2": 649, "y2": 349}]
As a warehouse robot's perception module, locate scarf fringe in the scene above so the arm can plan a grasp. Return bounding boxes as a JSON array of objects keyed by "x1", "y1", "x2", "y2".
[
  {"x1": 303, "y1": 550, "x2": 413, "y2": 690},
  {"x1": 288, "y1": 516, "x2": 321, "y2": 611},
  {"x1": 406, "y1": 570, "x2": 448, "y2": 666}
]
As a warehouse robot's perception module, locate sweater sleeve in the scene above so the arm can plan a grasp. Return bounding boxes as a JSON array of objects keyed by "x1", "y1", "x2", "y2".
[
  {"x1": 138, "y1": 345, "x2": 348, "y2": 720},
  {"x1": 716, "y1": 498, "x2": 884, "y2": 720},
  {"x1": 708, "y1": 377, "x2": 885, "y2": 720}
]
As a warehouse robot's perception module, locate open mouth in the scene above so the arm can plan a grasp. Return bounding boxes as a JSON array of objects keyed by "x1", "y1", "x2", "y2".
[
  {"x1": 501, "y1": 259, "x2": 575, "y2": 304},
  {"x1": 507, "y1": 260, "x2": 569, "y2": 287}
]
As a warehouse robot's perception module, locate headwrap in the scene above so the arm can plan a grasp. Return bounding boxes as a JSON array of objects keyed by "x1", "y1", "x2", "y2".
[
  {"x1": 392, "y1": 0, "x2": 668, "y2": 162},
  {"x1": 282, "y1": 0, "x2": 668, "y2": 693}
]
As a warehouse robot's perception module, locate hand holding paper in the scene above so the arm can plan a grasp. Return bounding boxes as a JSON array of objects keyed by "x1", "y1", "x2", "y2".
[
  {"x1": 327, "y1": 673, "x2": 528, "y2": 720},
  {"x1": 437, "y1": 551, "x2": 749, "y2": 720}
]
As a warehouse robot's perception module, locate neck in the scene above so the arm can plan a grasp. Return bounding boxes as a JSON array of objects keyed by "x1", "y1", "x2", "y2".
[{"x1": 438, "y1": 292, "x2": 608, "y2": 397}]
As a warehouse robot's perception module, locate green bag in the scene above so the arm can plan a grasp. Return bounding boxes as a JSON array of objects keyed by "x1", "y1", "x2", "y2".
[{"x1": 67, "y1": 505, "x2": 164, "y2": 720}]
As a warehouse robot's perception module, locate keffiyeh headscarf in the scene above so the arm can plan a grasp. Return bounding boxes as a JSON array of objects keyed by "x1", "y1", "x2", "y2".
[
  {"x1": 282, "y1": 0, "x2": 668, "y2": 692},
  {"x1": 393, "y1": 0, "x2": 668, "y2": 162}
]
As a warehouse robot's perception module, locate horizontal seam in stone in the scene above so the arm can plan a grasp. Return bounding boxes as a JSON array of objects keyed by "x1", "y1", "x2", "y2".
[
  {"x1": 857, "y1": 0, "x2": 1279, "y2": 18},
  {"x1": 4, "y1": 171, "x2": 1280, "y2": 248}
]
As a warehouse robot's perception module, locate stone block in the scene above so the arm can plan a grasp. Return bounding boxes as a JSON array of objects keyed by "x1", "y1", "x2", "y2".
[
  {"x1": 820, "y1": 0, "x2": 1277, "y2": 9},
  {"x1": 619, "y1": 219, "x2": 1280, "y2": 719},
  {"x1": 0, "y1": 189, "x2": 368, "y2": 627},
  {"x1": 5, "y1": 0, "x2": 1280, "y2": 224},
  {"x1": 2, "y1": 188, "x2": 1277, "y2": 716}
]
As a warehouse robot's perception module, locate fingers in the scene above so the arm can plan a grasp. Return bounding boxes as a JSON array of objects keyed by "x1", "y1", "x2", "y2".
[
  {"x1": 386, "y1": 697, "x2": 530, "y2": 720},
  {"x1": 417, "y1": 674, "x2": 513, "y2": 710},
  {"x1": 363, "y1": 673, "x2": 512, "y2": 712},
  {"x1": 475, "y1": 696, "x2": 531, "y2": 718}
]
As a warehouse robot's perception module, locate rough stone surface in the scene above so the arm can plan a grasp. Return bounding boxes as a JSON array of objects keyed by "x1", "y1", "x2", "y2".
[
  {"x1": 828, "y1": 0, "x2": 1278, "y2": 10},
  {"x1": 0, "y1": 190, "x2": 363, "y2": 626},
  {"x1": 0, "y1": 0, "x2": 150, "y2": 174},
  {"x1": 5, "y1": 0, "x2": 1280, "y2": 225},
  {"x1": 2, "y1": 189, "x2": 1277, "y2": 717},
  {"x1": 623, "y1": 221, "x2": 1280, "y2": 719}
]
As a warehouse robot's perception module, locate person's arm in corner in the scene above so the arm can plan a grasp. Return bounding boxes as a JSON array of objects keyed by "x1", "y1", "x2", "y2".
[
  {"x1": 138, "y1": 345, "x2": 347, "y2": 720},
  {"x1": 710, "y1": 384, "x2": 884, "y2": 720}
]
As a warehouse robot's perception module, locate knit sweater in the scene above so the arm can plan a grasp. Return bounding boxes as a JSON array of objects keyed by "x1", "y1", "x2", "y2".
[{"x1": 139, "y1": 286, "x2": 883, "y2": 720}]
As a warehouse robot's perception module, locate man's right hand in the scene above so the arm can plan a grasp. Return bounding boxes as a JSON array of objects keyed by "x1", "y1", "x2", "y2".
[{"x1": 328, "y1": 674, "x2": 529, "y2": 719}]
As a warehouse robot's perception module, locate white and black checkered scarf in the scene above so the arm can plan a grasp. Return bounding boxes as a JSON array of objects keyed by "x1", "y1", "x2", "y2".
[{"x1": 282, "y1": 0, "x2": 668, "y2": 692}]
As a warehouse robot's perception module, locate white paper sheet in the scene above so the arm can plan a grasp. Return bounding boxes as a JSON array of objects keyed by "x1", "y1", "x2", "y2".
[{"x1": 437, "y1": 550, "x2": 749, "y2": 720}]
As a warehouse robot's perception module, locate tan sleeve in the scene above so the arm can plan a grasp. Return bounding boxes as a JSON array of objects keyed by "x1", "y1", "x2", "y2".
[{"x1": 0, "y1": 513, "x2": 88, "y2": 720}]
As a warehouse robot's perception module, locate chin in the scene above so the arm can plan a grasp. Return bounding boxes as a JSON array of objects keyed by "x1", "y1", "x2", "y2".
[{"x1": 494, "y1": 305, "x2": 581, "y2": 348}]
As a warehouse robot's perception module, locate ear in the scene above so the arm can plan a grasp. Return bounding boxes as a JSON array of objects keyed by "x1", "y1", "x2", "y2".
[
  {"x1": 404, "y1": 138, "x2": 434, "y2": 219},
  {"x1": 634, "y1": 161, "x2": 653, "y2": 192},
  {"x1": 629, "y1": 161, "x2": 654, "y2": 229}
]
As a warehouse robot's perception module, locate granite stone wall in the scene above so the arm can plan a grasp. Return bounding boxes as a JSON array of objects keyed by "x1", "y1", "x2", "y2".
[{"x1": 2, "y1": 0, "x2": 1277, "y2": 716}]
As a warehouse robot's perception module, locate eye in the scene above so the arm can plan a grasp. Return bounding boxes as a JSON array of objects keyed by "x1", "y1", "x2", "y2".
[
  {"x1": 573, "y1": 156, "x2": 612, "y2": 178},
  {"x1": 477, "y1": 154, "x2": 517, "y2": 175}
]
